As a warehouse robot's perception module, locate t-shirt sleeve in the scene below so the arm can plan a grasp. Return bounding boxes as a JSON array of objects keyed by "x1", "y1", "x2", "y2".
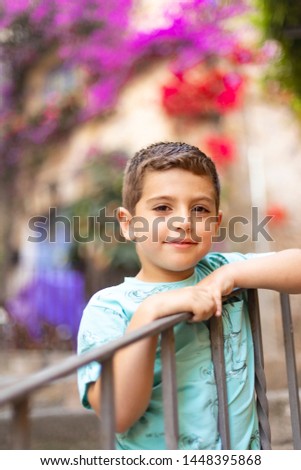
[
  {"x1": 77, "y1": 289, "x2": 128, "y2": 409},
  {"x1": 201, "y1": 251, "x2": 274, "y2": 270},
  {"x1": 196, "y1": 251, "x2": 275, "y2": 283}
]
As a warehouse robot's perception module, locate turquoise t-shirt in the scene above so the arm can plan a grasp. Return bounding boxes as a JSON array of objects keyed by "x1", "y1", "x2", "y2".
[{"x1": 77, "y1": 252, "x2": 262, "y2": 450}]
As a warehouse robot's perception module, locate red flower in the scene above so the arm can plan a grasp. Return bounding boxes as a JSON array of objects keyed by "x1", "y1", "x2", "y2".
[
  {"x1": 216, "y1": 72, "x2": 244, "y2": 111},
  {"x1": 161, "y1": 66, "x2": 245, "y2": 118},
  {"x1": 230, "y1": 45, "x2": 254, "y2": 65},
  {"x1": 204, "y1": 134, "x2": 235, "y2": 166},
  {"x1": 265, "y1": 205, "x2": 287, "y2": 225}
]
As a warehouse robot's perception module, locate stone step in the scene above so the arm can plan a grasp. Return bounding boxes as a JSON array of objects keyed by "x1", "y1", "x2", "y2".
[{"x1": 0, "y1": 407, "x2": 98, "y2": 450}]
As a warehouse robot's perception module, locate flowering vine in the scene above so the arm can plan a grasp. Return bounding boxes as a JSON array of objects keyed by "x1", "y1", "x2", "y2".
[{"x1": 0, "y1": 0, "x2": 247, "y2": 157}]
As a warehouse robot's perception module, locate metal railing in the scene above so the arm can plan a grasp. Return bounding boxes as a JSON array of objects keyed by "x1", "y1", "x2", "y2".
[{"x1": 0, "y1": 289, "x2": 300, "y2": 450}]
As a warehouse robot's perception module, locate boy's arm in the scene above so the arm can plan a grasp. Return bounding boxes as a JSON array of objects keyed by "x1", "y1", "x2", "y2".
[
  {"x1": 197, "y1": 249, "x2": 301, "y2": 316},
  {"x1": 229, "y1": 248, "x2": 301, "y2": 293},
  {"x1": 88, "y1": 249, "x2": 301, "y2": 432},
  {"x1": 87, "y1": 285, "x2": 218, "y2": 433}
]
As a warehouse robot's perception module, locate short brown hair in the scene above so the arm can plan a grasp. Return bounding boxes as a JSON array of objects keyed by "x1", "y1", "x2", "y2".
[{"x1": 122, "y1": 142, "x2": 220, "y2": 214}]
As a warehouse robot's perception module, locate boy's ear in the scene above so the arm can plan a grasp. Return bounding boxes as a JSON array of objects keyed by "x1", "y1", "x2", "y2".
[
  {"x1": 214, "y1": 210, "x2": 223, "y2": 235},
  {"x1": 116, "y1": 207, "x2": 133, "y2": 241}
]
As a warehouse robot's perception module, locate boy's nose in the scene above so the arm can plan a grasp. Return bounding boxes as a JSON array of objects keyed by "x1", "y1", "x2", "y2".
[{"x1": 173, "y1": 215, "x2": 191, "y2": 231}]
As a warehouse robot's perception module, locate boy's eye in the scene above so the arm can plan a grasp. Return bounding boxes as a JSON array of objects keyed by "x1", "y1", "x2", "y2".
[
  {"x1": 153, "y1": 205, "x2": 170, "y2": 212},
  {"x1": 192, "y1": 206, "x2": 209, "y2": 214}
]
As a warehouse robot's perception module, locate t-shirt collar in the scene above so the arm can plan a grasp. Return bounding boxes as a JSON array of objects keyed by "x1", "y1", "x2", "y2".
[{"x1": 124, "y1": 269, "x2": 198, "y2": 288}]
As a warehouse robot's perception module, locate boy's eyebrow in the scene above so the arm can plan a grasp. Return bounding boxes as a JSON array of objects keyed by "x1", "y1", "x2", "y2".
[{"x1": 146, "y1": 195, "x2": 215, "y2": 204}]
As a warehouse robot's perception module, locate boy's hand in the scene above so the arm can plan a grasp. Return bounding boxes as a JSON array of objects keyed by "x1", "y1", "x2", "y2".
[
  {"x1": 183, "y1": 285, "x2": 221, "y2": 322},
  {"x1": 195, "y1": 264, "x2": 235, "y2": 317},
  {"x1": 134, "y1": 265, "x2": 236, "y2": 326},
  {"x1": 140, "y1": 280, "x2": 229, "y2": 324}
]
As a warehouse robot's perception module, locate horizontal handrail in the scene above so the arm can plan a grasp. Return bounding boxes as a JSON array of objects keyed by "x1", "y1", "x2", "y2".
[
  {"x1": 0, "y1": 289, "x2": 243, "y2": 407},
  {"x1": 0, "y1": 312, "x2": 189, "y2": 406},
  {"x1": 1, "y1": 288, "x2": 300, "y2": 450}
]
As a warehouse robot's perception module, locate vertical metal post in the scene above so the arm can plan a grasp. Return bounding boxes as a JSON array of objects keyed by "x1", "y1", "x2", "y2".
[
  {"x1": 248, "y1": 289, "x2": 271, "y2": 449},
  {"x1": 280, "y1": 293, "x2": 301, "y2": 449},
  {"x1": 99, "y1": 358, "x2": 116, "y2": 449},
  {"x1": 12, "y1": 397, "x2": 30, "y2": 449},
  {"x1": 210, "y1": 315, "x2": 231, "y2": 449},
  {"x1": 161, "y1": 327, "x2": 179, "y2": 449}
]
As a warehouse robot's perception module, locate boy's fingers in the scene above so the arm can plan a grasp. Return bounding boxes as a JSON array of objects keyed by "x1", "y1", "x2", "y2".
[
  {"x1": 214, "y1": 293, "x2": 222, "y2": 317},
  {"x1": 187, "y1": 288, "x2": 222, "y2": 322},
  {"x1": 215, "y1": 307, "x2": 222, "y2": 317}
]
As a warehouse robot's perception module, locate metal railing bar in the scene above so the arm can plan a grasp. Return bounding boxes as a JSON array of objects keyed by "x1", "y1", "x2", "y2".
[
  {"x1": 0, "y1": 289, "x2": 244, "y2": 451},
  {"x1": 210, "y1": 315, "x2": 230, "y2": 449},
  {"x1": 0, "y1": 311, "x2": 192, "y2": 407},
  {"x1": 280, "y1": 293, "x2": 301, "y2": 450},
  {"x1": 247, "y1": 289, "x2": 271, "y2": 450},
  {"x1": 11, "y1": 396, "x2": 30, "y2": 450},
  {"x1": 0, "y1": 290, "x2": 245, "y2": 409},
  {"x1": 99, "y1": 358, "x2": 116, "y2": 449},
  {"x1": 161, "y1": 327, "x2": 179, "y2": 450}
]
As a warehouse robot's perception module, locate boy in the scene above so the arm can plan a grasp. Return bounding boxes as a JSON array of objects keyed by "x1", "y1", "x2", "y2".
[{"x1": 77, "y1": 142, "x2": 301, "y2": 450}]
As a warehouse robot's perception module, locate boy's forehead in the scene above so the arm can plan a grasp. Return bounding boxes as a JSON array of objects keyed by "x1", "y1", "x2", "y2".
[{"x1": 140, "y1": 168, "x2": 216, "y2": 200}]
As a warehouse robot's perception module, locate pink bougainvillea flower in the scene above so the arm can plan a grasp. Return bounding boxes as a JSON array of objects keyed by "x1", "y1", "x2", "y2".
[{"x1": 0, "y1": 0, "x2": 252, "y2": 152}]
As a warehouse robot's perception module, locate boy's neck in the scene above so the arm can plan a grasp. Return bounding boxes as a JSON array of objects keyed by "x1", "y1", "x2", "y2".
[{"x1": 136, "y1": 266, "x2": 195, "y2": 283}]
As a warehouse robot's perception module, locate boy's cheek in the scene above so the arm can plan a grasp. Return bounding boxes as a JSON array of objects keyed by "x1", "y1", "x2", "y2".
[
  {"x1": 126, "y1": 216, "x2": 149, "y2": 241},
  {"x1": 190, "y1": 221, "x2": 218, "y2": 240}
]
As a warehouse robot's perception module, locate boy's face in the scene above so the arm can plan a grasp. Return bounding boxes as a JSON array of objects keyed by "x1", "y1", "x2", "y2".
[{"x1": 119, "y1": 168, "x2": 222, "y2": 282}]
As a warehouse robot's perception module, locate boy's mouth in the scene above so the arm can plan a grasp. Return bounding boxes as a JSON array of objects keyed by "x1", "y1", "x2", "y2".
[{"x1": 164, "y1": 238, "x2": 198, "y2": 245}]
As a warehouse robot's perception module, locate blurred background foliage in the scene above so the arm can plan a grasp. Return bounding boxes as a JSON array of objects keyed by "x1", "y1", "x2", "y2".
[
  {"x1": 65, "y1": 148, "x2": 140, "y2": 273},
  {"x1": 257, "y1": 0, "x2": 301, "y2": 115}
]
